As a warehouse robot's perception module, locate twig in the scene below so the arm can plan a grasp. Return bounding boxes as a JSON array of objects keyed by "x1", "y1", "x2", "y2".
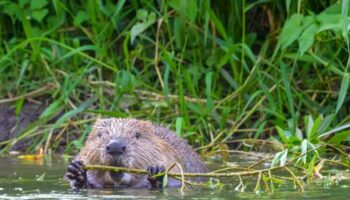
[
  {"x1": 83, "y1": 164, "x2": 285, "y2": 178},
  {"x1": 89, "y1": 80, "x2": 210, "y2": 103},
  {"x1": 214, "y1": 149, "x2": 273, "y2": 159},
  {"x1": 0, "y1": 84, "x2": 54, "y2": 104},
  {"x1": 198, "y1": 84, "x2": 277, "y2": 151},
  {"x1": 284, "y1": 167, "x2": 304, "y2": 192},
  {"x1": 210, "y1": 166, "x2": 252, "y2": 173},
  {"x1": 325, "y1": 144, "x2": 350, "y2": 159},
  {"x1": 154, "y1": 17, "x2": 164, "y2": 89},
  {"x1": 0, "y1": 118, "x2": 95, "y2": 146},
  {"x1": 171, "y1": 162, "x2": 186, "y2": 191},
  {"x1": 322, "y1": 158, "x2": 350, "y2": 168},
  {"x1": 227, "y1": 138, "x2": 284, "y2": 148},
  {"x1": 248, "y1": 155, "x2": 275, "y2": 169},
  {"x1": 254, "y1": 172, "x2": 262, "y2": 192}
]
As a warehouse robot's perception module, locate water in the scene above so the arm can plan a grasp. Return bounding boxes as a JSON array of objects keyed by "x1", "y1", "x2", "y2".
[{"x1": 0, "y1": 156, "x2": 349, "y2": 199}]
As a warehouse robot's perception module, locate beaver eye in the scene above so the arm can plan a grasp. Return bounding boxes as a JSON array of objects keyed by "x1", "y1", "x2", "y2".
[{"x1": 135, "y1": 132, "x2": 141, "y2": 139}]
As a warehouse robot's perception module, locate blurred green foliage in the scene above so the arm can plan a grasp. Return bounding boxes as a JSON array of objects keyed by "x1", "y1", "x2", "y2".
[{"x1": 0, "y1": 0, "x2": 349, "y2": 160}]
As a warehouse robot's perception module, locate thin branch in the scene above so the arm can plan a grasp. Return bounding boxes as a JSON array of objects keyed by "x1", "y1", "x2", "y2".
[
  {"x1": 0, "y1": 84, "x2": 54, "y2": 104},
  {"x1": 89, "y1": 80, "x2": 210, "y2": 103},
  {"x1": 248, "y1": 155, "x2": 275, "y2": 169},
  {"x1": 214, "y1": 149, "x2": 273, "y2": 159},
  {"x1": 83, "y1": 164, "x2": 285, "y2": 178},
  {"x1": 284, "y1": 167, "x2": 304, "y2": 192},
  {"x1": 154, "y1": 18, "x2": 164, "y2": 89},
  {"x1": 322, "y1": 158, "x2": 350, "y2": 168}
]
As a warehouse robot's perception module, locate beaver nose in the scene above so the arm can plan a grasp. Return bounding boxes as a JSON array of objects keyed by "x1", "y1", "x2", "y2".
[{"x1": 106, "y1": 141, "x2": 126, "y2": 154}]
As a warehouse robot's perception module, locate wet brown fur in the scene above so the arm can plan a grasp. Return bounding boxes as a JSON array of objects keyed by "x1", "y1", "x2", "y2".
[{"x1": 74, "y1": 118, "x2": 207, "y2": 188}]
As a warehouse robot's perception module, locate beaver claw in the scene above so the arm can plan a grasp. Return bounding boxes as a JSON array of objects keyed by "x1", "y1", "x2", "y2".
[
  {"x1": 66, "y1": 160, "x2": 87, "y2": 188},
  {"x1": 147, "y1": 165, "x2": 165, "y2": 188}
]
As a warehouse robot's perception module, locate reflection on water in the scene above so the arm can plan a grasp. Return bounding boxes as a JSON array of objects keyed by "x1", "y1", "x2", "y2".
[{"x1": 0, "y1": 156, "x2": 349, "y2": 199}]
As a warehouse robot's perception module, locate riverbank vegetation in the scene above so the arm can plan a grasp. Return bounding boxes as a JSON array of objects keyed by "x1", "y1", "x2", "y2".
[{"x1": 0, "y1": 0, "x2": 349, "y2": 191}]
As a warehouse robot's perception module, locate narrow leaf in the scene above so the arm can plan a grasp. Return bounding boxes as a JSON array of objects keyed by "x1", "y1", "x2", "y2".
[{"x1": 336, "y1": 74, "x2": 349, "y2": 113}]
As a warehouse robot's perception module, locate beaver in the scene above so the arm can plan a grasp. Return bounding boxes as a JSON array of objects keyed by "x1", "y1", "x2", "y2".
[{"x1": 65, "y1": 118, "x2": 208, "y2": 189}]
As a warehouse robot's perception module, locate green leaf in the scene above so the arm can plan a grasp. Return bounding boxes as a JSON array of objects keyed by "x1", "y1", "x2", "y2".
[
  {"x1": 218, "y1": 45, "x2": 237, "y2": 68},
  {"x1": 74, "y1": 11, "x2": 89, "y2": 26},
  {"x1": 319, "y1": 123, "x2": 350, "y2": 138},
  {"x1": 307, "y1": 154, "x2": 318, "y2": 177},
  {"x1": 30, "y1": 0, "x2": 48, "y2": 9},
  {"x1": 286, "y1": 0, "x2": 291, "y2": 16},
  {"x1": 52, "y1": 45, "x2": 97, "y2": 66},
  {"x1": 342, "y1": 0, "x2": 349, "y2": 43},
  {"x1": 317, "y1": 14, "x2": 342, "y2": 32},
  {"x1": 173, "y1": 17, "x2": 185, "y2": 48},
  {"x1": 15, "y1": 97, "x2": 25, "y2": 117},
  {"x1": 130, "y1": 23, "x2": 146, "y2": 43},
  {"x1": 162, "y1": 173, "x2": 168, "y2": 188},
  {"x1": 307, "y1": 142, "x2": 318, "y2": 157},
  {"x1": 32, "y1": 9, "x2": 49, "y2": 23},
  {"x1": 280, "y1": 62, "x2": 295, "y2": 124},
  {"x1": 84, "y1": 110, "x2": 128, "y2": 118},
  {"x1": 163, "y1": 64, "x2": 170, "y2": 97},
  {"x1": 72, "y1": 140, "x2": 83, "y2": 149},
  {"x1": 336, "y1": 73, "x2": 350, "y2": 113},
  {"x1": 220, "y1": 68, "x2": 238, "y2": 89},
  {"x1": 175, "y1": 117, "x2": 183, "y2": 136},
  {"x1": 301, "y1": 139, "x2": 308, "y2": 164},
  {"x1": 130, "y1": 11, "x2": 156, "y2": 44},
  {"x1": 16, "y1": 60, "x2": 29, "y2": 88},
  {"x1": 169, "y1": 0, "x2": 197, "y2": 22},
  {"x1": 305, "y1": 115, "x2": 314, "y2": 139},
  {"x1": 279, "y1": 13, "x2": 304, "y2": 49},
  {"x1": 186, "y1": 103, "x2": 202, "y2": 115},
  {"x1": 206, "y1": 178, "x2": 224, "y2": 189},
  {"x1": 205, "y1": 72, "x2": 213, "y2": 111},
  {"x1": 280, "y1": 150, "x2": 288, "y2": 166},
  {"x1": 271, "y1": 151, "x2": 283, "y2": 167},
  {"x1": 36, "y1": 173, "x2": 46, "y2": 181},
  {"x1": 19, "y1": 0, "x2": 30, "y2": 8},
  {"x1": 40, "y1": 99, "x2": 63, "y2": 119},
  {"x1": 242, "y1": 44, "x2": 257, "y2": 63},
  {"x1": 4, "y1": 3, "x2": 21, "y2": 21},
  {"x1": 317, "y1": 114, "x2": 335, "y2": 134},
  {"x1": 130, "y1": 18, "x2": 155, "y2": 44},
  {"x1": 148, "y1": 12, "x2": 156, "y2": 23},
  {"x1": 328, "y1": 130, "x2": 350, "y2": 145},
  {"x1": 184, "y1": 0, "x2": 197, "y2": 22},
  {"x1": 298, "y1": 24, "x2": 318, "y2": 55},
  {"x1": 295, "y1": 128, "x2": 303, "y2": 141},
  {"x1": 270, "y1": 177, "x2": 285, "y2": 184},
  {"x1": 52, "y1": 97, "x2": 96, "y2": 129},
  {"x1": 207, "y1": 6, "x2": 227, "y2": 40},
  {"x1": 136, "y1": 9, "x2": 148, "y2": 21},
  {"x1": 310, "y1": 115, "x2": 322, "y2": 138},
  {"x1": 276, "y1": 126, "x2": 289, "y2": 144},
  {"x1": 254, "y1": 122, "x2": 266, "y2": 139}
]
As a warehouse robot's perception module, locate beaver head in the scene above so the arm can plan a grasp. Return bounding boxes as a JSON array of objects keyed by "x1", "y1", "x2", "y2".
[{"x1": 80, "y1": 118, "x2": 179, "y2": 170}]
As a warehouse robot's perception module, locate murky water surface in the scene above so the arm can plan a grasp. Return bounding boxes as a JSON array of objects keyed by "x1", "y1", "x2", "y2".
[{"x1": 0, "y1": 156, "x2": 349, "y2": 199}]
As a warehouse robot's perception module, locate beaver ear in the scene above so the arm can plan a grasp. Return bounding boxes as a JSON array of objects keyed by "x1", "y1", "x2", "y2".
[
  {"x1": 137, "y1": 120, "x2": 153, "y2": 128},
  {"x1": 136, "y1": 120, "x2": 154, "y2": 133},
  {"x1": 92, "y1": 118, "x2": 108, "y2": 130},
  {"x1": 94, "y1": 118, "x2": 104, "y2": 126}
]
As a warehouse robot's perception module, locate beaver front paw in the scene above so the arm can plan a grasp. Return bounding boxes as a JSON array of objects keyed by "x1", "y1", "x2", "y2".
[
  {"x1": 66, "y1": 160, "x2": 87, "y2": 188},
  {"x1": 147, "y1": 165, "x2": 165, "y2": 188}
]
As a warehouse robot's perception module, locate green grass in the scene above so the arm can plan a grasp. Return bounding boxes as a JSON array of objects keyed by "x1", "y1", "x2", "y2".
[{"x1": 0, "y1": 0, "x2": 349, "y2": 170}]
